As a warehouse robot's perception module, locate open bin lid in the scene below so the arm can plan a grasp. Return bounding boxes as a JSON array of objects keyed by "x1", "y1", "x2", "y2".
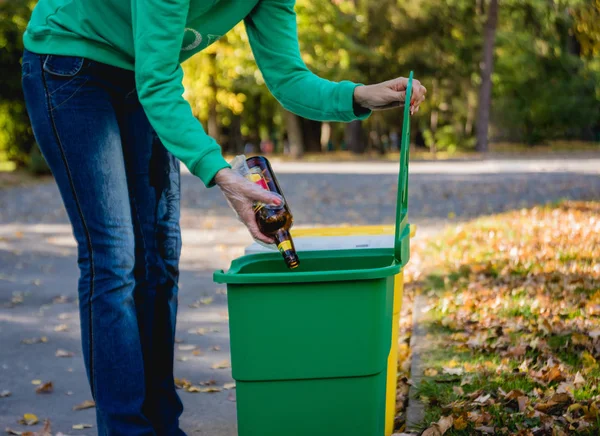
[{"x1": 214, "y1": 73, "x2": 414, "y2": 284}]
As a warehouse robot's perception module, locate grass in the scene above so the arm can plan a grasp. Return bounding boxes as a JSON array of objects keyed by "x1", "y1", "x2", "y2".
[{"x1": 401, "y1": 201, "x2": 600, "y2": 434}]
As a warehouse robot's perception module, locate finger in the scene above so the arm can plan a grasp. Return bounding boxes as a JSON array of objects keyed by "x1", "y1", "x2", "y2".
[
  {"x1": 240, "y1": 209, "x2": 274, "y2": 243},
  {"x1": 392, "y1": 90, "x2": 407, "y2": 103},
  {"x1": 244, "y1": 183, "x2": 282, "y2": 206},
  {"x1": 388, "y1": 77, "x2": 408, "y2": 92},
  {"x1": 248, "y1": 220, "x2": 275, "y2": 245},
  {"x1": 411, "y1": 85, "x2": 426, "y2": 104}
]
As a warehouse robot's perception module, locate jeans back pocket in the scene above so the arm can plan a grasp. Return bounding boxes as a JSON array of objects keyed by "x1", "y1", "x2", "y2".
[{"x1": 43, "y1": 55, "x2": 85, "y2": 77}]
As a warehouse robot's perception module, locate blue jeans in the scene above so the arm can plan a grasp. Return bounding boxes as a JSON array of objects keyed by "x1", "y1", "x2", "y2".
[{"x1": 21, "y1": 50, "x2": 186, "y2": 436}]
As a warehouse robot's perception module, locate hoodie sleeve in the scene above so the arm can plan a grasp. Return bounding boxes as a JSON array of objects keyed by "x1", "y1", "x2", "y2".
[
  {"x1": 131, "y1": 0, "x2": 230, "y2": 186},
  {"x1": 244, "y1": 0, "x2": 371, "y2": 122}
]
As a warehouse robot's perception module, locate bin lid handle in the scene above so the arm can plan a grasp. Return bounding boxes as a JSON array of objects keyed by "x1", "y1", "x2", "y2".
[{"x1": 394, "y1": 71, "x2": 413, "y2": 264}]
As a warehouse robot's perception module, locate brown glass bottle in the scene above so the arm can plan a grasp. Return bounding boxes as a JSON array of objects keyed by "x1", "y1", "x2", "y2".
[{"x1": 245, "y1": 156, "x2": 299, "y2": 269}]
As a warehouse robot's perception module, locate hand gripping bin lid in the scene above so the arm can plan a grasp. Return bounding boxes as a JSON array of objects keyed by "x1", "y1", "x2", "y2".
[{"x1": 213, "y1": 73, "x2": 415, "y2": 436}]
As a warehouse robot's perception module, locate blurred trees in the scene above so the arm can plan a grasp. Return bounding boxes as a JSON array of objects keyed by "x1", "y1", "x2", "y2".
[
  {"x1": 0, "y1": 0, "x2": 38, "y2": 169},
  {"x1": 1, "y1": 0, "x2": 599, "y2": 169}
]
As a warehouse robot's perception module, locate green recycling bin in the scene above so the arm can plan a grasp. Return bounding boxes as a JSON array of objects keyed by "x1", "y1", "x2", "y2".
[{"x1": 213, "y1": 73, "x2": 415, "y2": 436}]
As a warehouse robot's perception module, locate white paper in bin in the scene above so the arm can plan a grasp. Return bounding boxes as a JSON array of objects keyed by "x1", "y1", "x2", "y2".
[{"x1": 244, "y1": 235, "x2": 394, "y2": 255}]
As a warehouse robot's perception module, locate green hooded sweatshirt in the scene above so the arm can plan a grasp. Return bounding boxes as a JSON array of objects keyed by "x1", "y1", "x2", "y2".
[{"x1": 24, "y1": 0, "x2": 370, "y2": 186}]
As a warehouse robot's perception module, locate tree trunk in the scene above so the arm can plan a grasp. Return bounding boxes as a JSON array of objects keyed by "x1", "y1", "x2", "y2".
[
  {"x1": 476, "y1": 0, "x2": 499, "y2": 153},
  {"x1": 230, "y1": 115, "x2": 243, "y2": 154},
  {"x1": 345, "y1": 120, "x2": 366, "y2": 154},
  {"x1": 284, "y1": 110, "x2": 304, "y2": 158},
  {"x1": 301, "y1": 118, "x2": 322, "y2": 153},
  {"x1": 207, "y1": 53, "x2": 220, "y2": 145}
]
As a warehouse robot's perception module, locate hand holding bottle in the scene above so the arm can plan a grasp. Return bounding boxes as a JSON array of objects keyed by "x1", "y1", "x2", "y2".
[{"x1": 215, "y1": 167, "x2": 282, "y2": 245}]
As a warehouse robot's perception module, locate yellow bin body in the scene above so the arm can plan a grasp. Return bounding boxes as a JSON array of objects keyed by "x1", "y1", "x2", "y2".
[{"x1": 286, "y1": 224, "x2": 414, "y2": 436}]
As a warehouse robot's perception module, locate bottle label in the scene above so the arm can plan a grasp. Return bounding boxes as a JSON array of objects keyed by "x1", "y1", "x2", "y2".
[
  {"x1": 278, "y1": 240, "x2": 292, "y2": 252},
  {"x1": 249, "y1": 172, "x2": 268, "y2": 191},
  {"x1": 248, "y1": 172, "x2": 268, "y2": 212}
]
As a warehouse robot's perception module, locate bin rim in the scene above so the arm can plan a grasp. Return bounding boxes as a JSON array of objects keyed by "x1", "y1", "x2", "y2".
[{"x1": 213, "y1": 248, "x2": 402, "y2": 284}]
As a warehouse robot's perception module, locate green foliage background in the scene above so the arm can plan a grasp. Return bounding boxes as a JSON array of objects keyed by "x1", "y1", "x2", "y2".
[{"x1": 1, "y1": 0, "x2": 599, "y2": 168}]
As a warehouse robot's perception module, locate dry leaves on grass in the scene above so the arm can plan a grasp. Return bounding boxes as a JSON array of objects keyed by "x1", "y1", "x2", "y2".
[
  {"x1": 410, "y1": 202, "x2": 600, "y2": 433},
  {"x1": 422, "y1": 415, "x2": 453, "y2": 435}
]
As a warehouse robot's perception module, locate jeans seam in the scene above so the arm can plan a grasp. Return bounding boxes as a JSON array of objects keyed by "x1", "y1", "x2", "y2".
[
  {"x1": 40, "y1": 56, "x2": 97, "y2": 399},
  {"x1": 48, "y1": 78, "x2": 90, "y2": 112}
]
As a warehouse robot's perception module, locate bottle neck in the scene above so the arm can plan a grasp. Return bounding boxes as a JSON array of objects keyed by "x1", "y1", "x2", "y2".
[
  {"x1": 274, "y1": 229, "x2": 299, "y2": 269},
  {"x1": 274, "y1": 229, "x2": 291, "y2": 246}
]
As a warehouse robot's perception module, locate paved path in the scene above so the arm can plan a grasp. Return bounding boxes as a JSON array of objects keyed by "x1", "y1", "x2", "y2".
[{"x1": 0, "y1": 157, "x2": 599, "y2": 434}]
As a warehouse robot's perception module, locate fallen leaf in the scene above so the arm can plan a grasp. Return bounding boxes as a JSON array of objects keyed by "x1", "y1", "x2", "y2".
[
  {"x1": 211, "y1": 360, "x2": 230, "y2": 369},
  {"x1": 535, "y1": 392, "x2": 571, "y2": 414},
  {"x1": 453, "y1": 415, "x2": 468, "y2": 430},
  {"x1": 54, "y1": 324, "x2": 69, "y2": 332},
  {"x1": 31, "y1": 380, "x2": 42, "y2": 386},
  {"x1": 176, "y1": 356, "x2": 188, "y2": 362},
  {"x1": 174, "y1": 378, "x2": 192, "y2": 389},
  {"x1": 200, "y1": 380, "x2": 217, "y2": 386},
  {"x1": 0, "y1": 390, "x2": 11, "y2": 398},
  {"x1": 424, "y1": 368, "x2": 438, "y2": 377},
  {"x1": 55, "y1": 349, "x2": 74, "y2": 358},
  {"x1": 473, "y1": 393, "x2": 492, "y2": 405},
  {"x1": 177, "y1": 345, "x2": 196, "y2": 351},
  {"x1": 192, "y1": 350, "x2": 202, "y2": 356},
  {"x1": 442, "y1": 367, "x2": 463, "y2": 376},
  {"x1": 36, "y1": 419, "x2": 51, "y2": 436},
  {"x1": 503, "y1": 389, "x2": 525, "y2": 401},
  {"x1": 452, "y1": 386, "x2": 464, "y2": 396},
  {"x1": 517, "y1": 396, "x2": 529, "y2": 412},
  {"x1": 21, "y1": 337, "x2": 47, "y2": 345},
  {"x1": 422, "y1": 415, "x2": 453, "y2": 436},
  {"x1": 187, "y1": 328, "x2": 207, "y2": 336},
  {"x1": 186, "y1": 386, "x2": 222, "y2": 393},
  {"x1": 72, "y1": 400, "x2": 95, "y2": 411},
  {"x1": 506, "y1": 345, "x2": 526, "y2": 357},
  {"x1": 545, "y1": 365, "x2": 565, "y2": 383},
  {"x1": 18, "y1": 413, "x2": 38, "y2": 426},
  {"x1": 589, "y1": 329, "x2": 600, "y2": 339},
  {"x1": 5, "y1": 428, "x2": 24, "y2": 435},
  {"x1": 57, "y1": 313, "x2": 70, "y2": 320},
  {"x1": 211, "y1": 345, "x2": 221, "y2": 351},
  {"x1": 72, "y1": 424, "x2": 93, "y2": 430},
  {"x1": 574, "y1": 371, "x2": 585, "y2": 386},
  {"x1": 582, "y1": 351, "x2": 598, "y2": 369},
  {"x1": 35, "y1": 382, "x2": 53, "y2": 394},
  {"x1": 556, "y1": 381, "x2": 574, "y2": 395},
  {"x1": 474, "y1": 426, "x2": 495, "y2": 434},
  {"x1": 223, "y1": 383, "x2": 236, "y2": 390},
  {"x1": 52, "y1": 295, "x2": 69, "y2": 303}
]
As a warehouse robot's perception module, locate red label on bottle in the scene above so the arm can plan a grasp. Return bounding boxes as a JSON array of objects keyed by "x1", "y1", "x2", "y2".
[{"x1": 249, "y1": 172, "x2": 268, "y2": 191}]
